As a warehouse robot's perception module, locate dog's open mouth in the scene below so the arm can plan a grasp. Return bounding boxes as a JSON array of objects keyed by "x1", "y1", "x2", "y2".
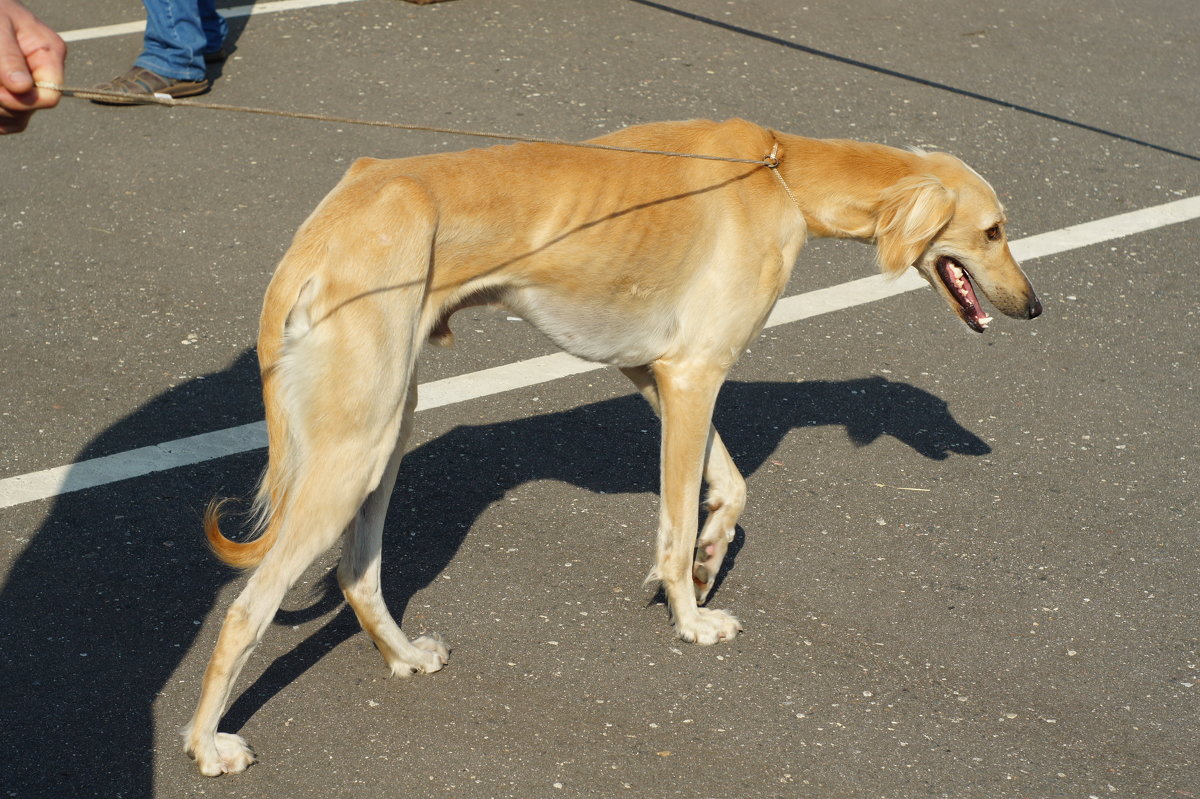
[{"x1": 936, "y1": 255, "x2": 993, "y2": 332}]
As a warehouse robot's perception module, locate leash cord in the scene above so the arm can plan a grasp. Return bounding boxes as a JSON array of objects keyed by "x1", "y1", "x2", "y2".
[
  {"x1": 37, "y1": 81, "x2": 776, "y2": 166},
  {"x1": 37, "y1": 81, "x2": 803, "y2": 210},
  {"x1": 763, "y1": 141, "x2": 800, "y2": 210}
]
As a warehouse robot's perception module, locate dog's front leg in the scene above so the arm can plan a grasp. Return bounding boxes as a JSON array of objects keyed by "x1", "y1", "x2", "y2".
[
  {"x1": 621, "y1": 365, "x2": 745, "y2": 604},
  {"x1": 650, "y1": 359, "x2": 743, "y2": 644}
]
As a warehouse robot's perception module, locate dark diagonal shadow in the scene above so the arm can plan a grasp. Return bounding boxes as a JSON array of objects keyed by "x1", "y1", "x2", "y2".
[
  {"x1": 217, "y1": 374, "x2": 987, "y2": 728},
  {"x1": 628, "y1": 0, "x2": 1199, "y2": 163},
  {"x1": 0, "y1": 347, "x2": 985, "y2": 797}
]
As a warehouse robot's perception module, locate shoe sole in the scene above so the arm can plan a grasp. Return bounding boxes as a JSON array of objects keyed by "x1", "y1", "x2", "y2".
[{"x1": 90, "y1": 83, "x2": 210, "y2": 105}]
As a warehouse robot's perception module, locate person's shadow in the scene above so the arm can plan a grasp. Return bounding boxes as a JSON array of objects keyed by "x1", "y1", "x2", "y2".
[
  {"x1": 0, "y1": 350, "x2": 987, "y2": 797},
  {"x1": 203, "y1": 10, "x2": 248, "y2": 88}
]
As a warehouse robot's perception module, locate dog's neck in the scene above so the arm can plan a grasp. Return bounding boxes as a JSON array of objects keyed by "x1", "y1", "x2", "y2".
[{"x1": 771, "y1": 133, "x2": 925, "y2": 241}]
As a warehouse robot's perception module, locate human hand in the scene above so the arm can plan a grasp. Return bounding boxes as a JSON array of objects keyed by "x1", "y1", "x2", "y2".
[{"x1": 0, "y1": 0, "x2": 66, "y2": 134}]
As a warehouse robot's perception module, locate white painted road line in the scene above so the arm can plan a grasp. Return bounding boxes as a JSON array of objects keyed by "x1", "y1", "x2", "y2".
[
  {"x1": 60, "y1": 0, "x2": 369, "y2": 43},
  {"x1": 416, "y1": 352, "x2": 604, "y2": 412},
  {"x1": 1009, "y1": 194, "x2": 1200, "y2": 261},
  {"x1": 0, "y1": 425, "x2": 268, "y2": 510},
  {"x1": 1, "y1": 195, "x2": 1197, "y2": 509}
]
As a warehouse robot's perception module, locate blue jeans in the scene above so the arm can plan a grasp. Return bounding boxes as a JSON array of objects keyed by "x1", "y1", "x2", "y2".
[{"x1": 135, "y1": 0, "x2": 227, "y2": 81}]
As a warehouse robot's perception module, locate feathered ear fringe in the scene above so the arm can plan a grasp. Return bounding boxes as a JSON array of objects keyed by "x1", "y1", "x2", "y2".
[{"x1": 873, "y1": 176, "x2": 955, "y2": 276}]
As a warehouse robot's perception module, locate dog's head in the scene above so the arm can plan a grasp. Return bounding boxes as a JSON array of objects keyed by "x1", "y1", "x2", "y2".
[{"x1": 873, "y1": 152, "x2": 1041, "y2": 332}]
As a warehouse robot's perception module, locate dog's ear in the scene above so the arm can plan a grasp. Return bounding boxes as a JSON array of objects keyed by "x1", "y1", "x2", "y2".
[{"x1": 873, "y1": 176, "x2": 955, "y2": 276}]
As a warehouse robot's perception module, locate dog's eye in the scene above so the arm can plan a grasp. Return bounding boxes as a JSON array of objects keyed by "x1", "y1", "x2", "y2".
[{"x1": 986, "y1": 225, "x2": 1003, "y2": 241}]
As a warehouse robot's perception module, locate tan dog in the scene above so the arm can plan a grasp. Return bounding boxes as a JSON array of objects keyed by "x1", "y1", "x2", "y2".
[{"x1": 183, "y1": 118, "x2": 1041, "y2": 775}]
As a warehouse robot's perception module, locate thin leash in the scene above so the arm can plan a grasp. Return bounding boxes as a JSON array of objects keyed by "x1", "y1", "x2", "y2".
[
  {"x1": 36, "y1": 81, "x2": 802, "y2": 207},
  {"x1": 762, "y1": 141, "x2": 799, "y2": 210}
]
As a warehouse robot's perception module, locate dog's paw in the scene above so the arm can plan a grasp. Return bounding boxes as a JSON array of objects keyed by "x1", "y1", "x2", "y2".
[
  {"x1": 674, "y1": 607, "x2": 742, "y2": 645},
  {"x1": 187, "y1": 732, "x2": 256, "y2": 777},
  {"x1": 693, "y1": 523, "x2": 737, "y2": 604},
  {"x1": 390, "y1": 633, "x2": 450, "y2": 677},
  {"x1": 413, "y1": 633, "x2": 450, "y2": 671},
  {"x1": 692, "y1": 541, "x2": 725, "y2": 604}
]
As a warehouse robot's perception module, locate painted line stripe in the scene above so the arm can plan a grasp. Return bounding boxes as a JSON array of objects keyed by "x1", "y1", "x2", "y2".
[
  {"x1": 0, "y1": 425, "x2": 269, "y2": 509},
  {"x1": 416, "y1": 352, "x2": 603, "y2": 412},
  {"x1": 1, "y1": 195, "x2": 1197, "y2": 509},
  {"x1": 1008, "y1": 194, "x2": 1200, "y2": 261},
  {"x1": 60, "y1": 0, "x2": 369, "y2": 43}
]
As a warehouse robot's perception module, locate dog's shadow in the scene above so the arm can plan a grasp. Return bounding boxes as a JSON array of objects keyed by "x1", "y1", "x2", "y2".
[
  {"x1": 0, "y1": 353, "x2": 986, "y2": 796},
  {"x1": 222, "y1": 372, "x2": 987, "y2": 728}
]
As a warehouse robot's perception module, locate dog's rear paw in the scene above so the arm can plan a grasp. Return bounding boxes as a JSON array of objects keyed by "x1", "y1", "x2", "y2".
[
  {"x1": 675, "y1": 607, "x2": 742, "y2": 645},
  {"x1": 391, "y1": 633, "x2": 450, "y2": 677},
  {"x1": 414, "y1": 633, "x2": 450, "y2": 670},
  {"x1": 187, "y1": 732, "x2": 256, "y2": 777}
]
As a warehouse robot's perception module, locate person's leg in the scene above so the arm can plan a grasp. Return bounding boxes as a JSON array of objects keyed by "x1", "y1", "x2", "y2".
[
  {"x1": 136, "y1": 0, "x2": 212, "y2": 81},
  {"x1": 91, "y1": 0, "x2": 224, "y2": 101},
  {"x1": 198, "y1": 0, "x2": 229, "y2": 58}
]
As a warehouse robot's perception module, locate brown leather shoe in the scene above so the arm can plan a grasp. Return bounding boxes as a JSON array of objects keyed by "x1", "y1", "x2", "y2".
[{"x1": 89, "y1": 67, "x2": 209, "y2": 105}]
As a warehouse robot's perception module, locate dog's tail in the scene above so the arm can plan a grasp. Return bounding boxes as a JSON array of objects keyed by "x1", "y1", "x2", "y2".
[
  {"x1": 204, "y1": 495, "x2": 280, "y2": 569},
  {"x1": 203, "y1": 329, "x2": 303, "y2": 569},
  {"x1": 203, "y1": 277, "x2": 317, "y2": 570}
]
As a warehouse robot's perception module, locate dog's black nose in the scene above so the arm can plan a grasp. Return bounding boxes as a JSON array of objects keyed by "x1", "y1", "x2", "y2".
[{"x1": 1027, "y1": 294, "x2": 1043, "y2": 319}]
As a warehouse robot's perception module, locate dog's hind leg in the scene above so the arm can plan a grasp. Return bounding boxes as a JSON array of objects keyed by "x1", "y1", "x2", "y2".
[
  {"x1": 621, "y1": 365, "x2": 745, "y2": 605},
  {"x1": 185, "y1": 365, "x2": 429, "y2": 774},
  {"x1": 184, "y1": 453, "x2": 394, "y2": 775},
  {"x1": 185, "y1": 171, "x2": 440, "y2": 775},
  {"x1": 337, "y1": 372, "x2": 449, "y2": 677},
  {"x1": 643, "y1": 359, "x2": 742, "y2": 644}
]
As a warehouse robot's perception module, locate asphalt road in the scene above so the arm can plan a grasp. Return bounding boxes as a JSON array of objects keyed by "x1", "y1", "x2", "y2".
[{"x1": 2, "y1": 1, "x2": 1197, "y2": 797}]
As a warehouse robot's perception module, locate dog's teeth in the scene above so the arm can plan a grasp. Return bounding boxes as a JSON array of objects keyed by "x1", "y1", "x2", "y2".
[{"x1": 979, "y1": 315, "x2": 993, "y2": 327}]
